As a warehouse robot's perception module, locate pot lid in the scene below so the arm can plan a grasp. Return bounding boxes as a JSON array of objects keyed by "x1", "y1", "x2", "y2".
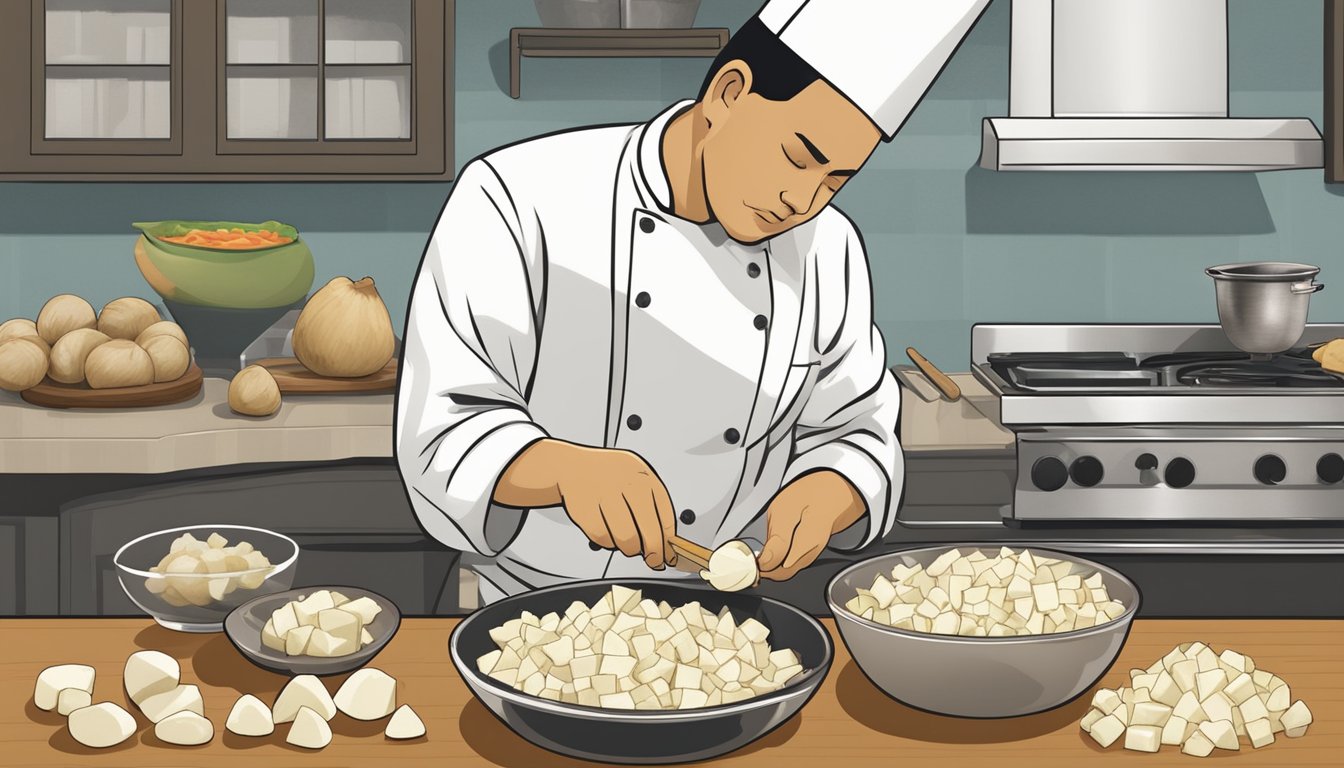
[{"x1": 1205, "y1": 262, "x2": 1320, "y2": 282}]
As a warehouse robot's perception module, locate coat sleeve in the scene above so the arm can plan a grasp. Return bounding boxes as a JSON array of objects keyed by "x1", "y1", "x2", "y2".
[
  {"x1": 395, "y1": 160, "x2": 550, "y2": 556},
  {"x1": 781, "y1": 214, "x2": 903, "y2": 552}
]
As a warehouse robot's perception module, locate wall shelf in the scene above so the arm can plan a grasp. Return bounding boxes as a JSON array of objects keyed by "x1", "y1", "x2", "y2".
[{"x1": 509, "y1": 27, "x2": 728, "y2": 99}]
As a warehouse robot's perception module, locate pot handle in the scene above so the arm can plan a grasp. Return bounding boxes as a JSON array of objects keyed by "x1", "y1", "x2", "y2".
[{"x1": 1291, "y1": 281, "x2": 1325, "y2": 295}]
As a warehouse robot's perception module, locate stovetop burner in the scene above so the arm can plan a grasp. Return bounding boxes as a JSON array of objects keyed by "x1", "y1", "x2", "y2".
[{"x1": 988, "y1": 347, "x2": 1344, "y2": 391}]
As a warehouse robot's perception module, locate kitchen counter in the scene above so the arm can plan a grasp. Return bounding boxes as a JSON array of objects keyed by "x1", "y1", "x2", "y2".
[
  {"x1": 0, "y1": 369, "x2": 1007, "y2": 475},
  {"x1": 2, "y1": 617, "x2": 1338, "y2": 767},
  {"x1": 0, "y1": 379, "x2": 393, "y2": 474}
]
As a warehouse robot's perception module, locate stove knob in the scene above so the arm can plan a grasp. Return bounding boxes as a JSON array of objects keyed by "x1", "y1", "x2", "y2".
[
  {"x1": 1069, "y1": 456, "x2": 1105, "y2": 487},
  {"x1": 1165, "y1": 457, "x2": 1196, "y2": 488},
  {"x1": 1253, "y1": 455, "x2": 1287, "y2": 486},
  {"x1": 1135, "y1": 453, "x2": 1159, "y2": 471},
  {"x1": 1318, "y1": 453, "x2": 1344, "y2": 485},
  {"x1": 1030, "y1": 457, "x2": 1069, "y2": 492}
]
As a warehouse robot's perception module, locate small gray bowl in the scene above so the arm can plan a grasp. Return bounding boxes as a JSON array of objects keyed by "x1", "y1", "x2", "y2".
[
  {"x1": 827, "y1": 545, "x2": 1140, "y2": 718},
  {"x1": 224, "y1": 586, "x2": 401, "y2": 677},
  {"x1": 451, "y1": 579, "x2": 832, "y2": 764}
]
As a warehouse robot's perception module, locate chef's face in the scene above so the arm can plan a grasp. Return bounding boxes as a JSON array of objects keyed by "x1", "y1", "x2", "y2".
[{"x1": 700, "y1": 63, "x2": 881, "y2": 244}]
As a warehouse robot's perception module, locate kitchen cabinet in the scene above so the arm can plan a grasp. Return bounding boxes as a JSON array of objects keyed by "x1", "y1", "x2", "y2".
[
  {"x1": 58, "y1": 462, "x2": 461, "y2": 616},
  {"x1": 0, "y1": 0, "x2": 453, "y2": 180}
]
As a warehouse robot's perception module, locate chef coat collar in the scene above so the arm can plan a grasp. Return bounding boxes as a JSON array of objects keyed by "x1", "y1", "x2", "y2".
[{"x1": 636, "y1": 100, "x2": 696, "y2": 217}]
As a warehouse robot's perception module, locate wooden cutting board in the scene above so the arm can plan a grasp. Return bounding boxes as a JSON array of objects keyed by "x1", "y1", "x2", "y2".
[
  {"x1": 20, "y1": 363, "x2": 204, "y2": 408},
  {"x1": 253, "y1": 357, "x2": 397, "y2": 393}
]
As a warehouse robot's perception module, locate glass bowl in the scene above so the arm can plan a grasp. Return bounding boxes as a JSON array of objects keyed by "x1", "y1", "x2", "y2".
[{"x1": 114, "y1": 524, "x2": 299, "y2": 633}]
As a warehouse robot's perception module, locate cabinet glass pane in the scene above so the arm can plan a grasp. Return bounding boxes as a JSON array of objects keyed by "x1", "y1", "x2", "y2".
[
  {"x1": 227, "y1": 0, "x2": 319, "y2": 65},
  {"x1": 325, "y1": 0, "x2": 411, "y2": 64},
  {"x1": 46, "y1": 0, "x2": 171, "y2": 65},
  {"x1": 227, "y1": 66, "x2": 317, "y2": 139},
  {"x1": 324, "y1": 65, "x2": 410, "y2": 140},
  {"x1": 45, "y1": 66, "x2": 170, "y2": 138}
]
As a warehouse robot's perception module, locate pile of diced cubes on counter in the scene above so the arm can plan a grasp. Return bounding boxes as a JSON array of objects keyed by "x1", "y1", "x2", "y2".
[{"x1": 1082, "y1": 642, "x2": 1312, "y2": 756}]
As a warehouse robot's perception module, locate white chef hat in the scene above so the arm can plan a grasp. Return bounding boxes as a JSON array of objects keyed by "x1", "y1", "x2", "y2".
[{"x1": 757, "y1": 0, "x2": 992, "y2": 138}]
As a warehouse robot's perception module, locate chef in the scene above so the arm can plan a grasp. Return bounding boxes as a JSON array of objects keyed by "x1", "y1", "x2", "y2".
[{"x1": 396, "y1": 0, "x2": 991, "y2": 603}]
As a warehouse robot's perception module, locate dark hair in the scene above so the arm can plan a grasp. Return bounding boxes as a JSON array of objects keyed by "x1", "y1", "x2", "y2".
[{"x1": 697, "y1": 17, "x2": 824, "y2": 101}]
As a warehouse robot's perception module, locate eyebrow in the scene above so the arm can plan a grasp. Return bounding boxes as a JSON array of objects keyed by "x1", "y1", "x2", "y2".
[{"x1": 795, "y1": 132, "x2": 857, "y2": 177}]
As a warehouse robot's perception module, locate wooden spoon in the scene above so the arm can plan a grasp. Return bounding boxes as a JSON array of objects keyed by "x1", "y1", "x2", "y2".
[{"x1": 906, "y1": 346, "x2": 962, "y2": 401}]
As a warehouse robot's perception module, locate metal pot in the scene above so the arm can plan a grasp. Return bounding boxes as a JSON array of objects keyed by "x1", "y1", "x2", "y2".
[{"x1": 1206, "y1": 262, "x2": 1324, "y2": 358}]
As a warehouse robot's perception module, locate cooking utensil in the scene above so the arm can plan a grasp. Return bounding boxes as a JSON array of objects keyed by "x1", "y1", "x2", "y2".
[
  {"x1": 1206, "y1": 262, "x2": 1324, "y2": 359},
  {"x1": 224, "y1": 586, "x2": 401, "y2": 677},
  {"x1": 668, "y1": 535, "x2": 712, "y2": 569},
  {"x1": 450, "y1": 579, "x2": 832, "y2": 764},
  {"x1": 20, "y1": 363, "x2": 203, "y2": 409},
  {"x1": 114, "y1": 525, "x2": 298, "y2": 633},
  {"x1": 827, "y1": 545, "x2": 1139, "y2": 718},
  {"x1": 906, "y1": 346, "x2": 962, "y2": 401}
]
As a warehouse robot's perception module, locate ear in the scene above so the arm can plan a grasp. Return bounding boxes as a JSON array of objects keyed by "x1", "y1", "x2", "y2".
[{"x1": 701, "y1": 59, "x2": 753, "y2": 126}]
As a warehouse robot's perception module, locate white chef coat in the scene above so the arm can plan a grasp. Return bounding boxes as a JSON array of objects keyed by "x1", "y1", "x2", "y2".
[{"x1": 396, "y1": 101, "x2": 903, "y2": 603}]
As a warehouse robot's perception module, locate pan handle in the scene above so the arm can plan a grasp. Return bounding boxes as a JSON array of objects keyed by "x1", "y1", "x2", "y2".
[{"x1": 1291, "y1": 281, "x2": 1325, "y2": 295}]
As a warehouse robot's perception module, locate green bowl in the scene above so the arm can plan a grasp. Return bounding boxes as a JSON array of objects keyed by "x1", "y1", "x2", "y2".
[{"x1": 132, "y1": 220, "x2": 315, "y2": 310}]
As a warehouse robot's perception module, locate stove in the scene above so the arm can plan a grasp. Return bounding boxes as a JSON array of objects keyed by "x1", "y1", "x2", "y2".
[{"x1": 971, "y1": 324, "x2": 1344, "y2": 522}]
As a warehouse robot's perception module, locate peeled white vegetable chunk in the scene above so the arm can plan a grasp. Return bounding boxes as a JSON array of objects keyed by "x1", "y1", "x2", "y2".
[
  {"x1": 1199, "y1": 719, "x2": 1238, "y2": 750},
  {"x1": 124, "y1": 650, "x2": 180, "y2": 705},
  {"x1": 286, "y1": 706, "x2": 332, "y2": 750},
  {"x1": 698, "y1": 540, "x2": 759, "y2": 593},
  {"x1": 1088, "y1": 714, "x2": 1125, "y2": 748},
  {"x1": 385, "y1": 704, "x2": 426, "y2": 739},
  {"x1": 155, "y1": 710, "x2": 214, "y2": 746},
  {"x1": 1182, "y1": 730, "x2": 1216, "y2": 757},
  {"x1": 1124, "y1": 725, "x2": 1161, "y2": 753},
  {"x1": 273, "y1": 675, "x2": 336, "y2": 723},
  {"x1": 138, "y1": 684, "x2": 204, "y2": 724},
  {"x1": 339, "y1": 596, "x2": 383, "y2": 625},
  {"x1": 1281, "y1": 700, "x2": 1312, "y2": 737},
  {"x1": 34, "y1": 664, "x2": 95, "y2": 712},
  {"x1": 1246, "y1": 717, "x2": 1275, "y2": 748},
  {"x1": 334, "y1": 668, "x2": 397, "y2": 721},
  {"x1": 226, "y1": 694, "x2": 274, "y2": 737},
  {"x1": 57, "y1": 688, "x2": 92, "y2": 716},
  {"x1": 67, "y1": 702, "x2": 136, "y2": 748}
]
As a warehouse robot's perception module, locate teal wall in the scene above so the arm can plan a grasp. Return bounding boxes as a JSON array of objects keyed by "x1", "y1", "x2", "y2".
[{"x1": 1, "y1": 0, "x2": 1340, "y2": 369}]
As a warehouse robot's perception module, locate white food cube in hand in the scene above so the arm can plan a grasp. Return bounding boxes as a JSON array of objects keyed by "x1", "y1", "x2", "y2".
[
  {"x1": 67, "y1": 702, "x2": 136, "y2": 748},
  {"x1": 155, "y1": 710, "x2": 214, "y2": 746},
  {"x1": 334, "y1": 668, "x2": 397, "y2": 721},
  {"x1": 123, "y1": 650, "x2": 180, "y2": 705},
  {"x1": 226, "y1": 694, "x2": 274, "y2": 736},
  {"x1": 1123, "y1": 724, "x2": 1161, "y2": 753},
  {"x1": 385, "y1": 704, "x2": 426, "y2": 739},
  {"x1": 286, "y1": 706, "x2": 332, "y2": 749},
  {"x1": 34, "y1": 664, "x2": 95, "y2": 712},
  {"x1": 1281, "y1": 700, "x2": 1312, "y2": 737}
]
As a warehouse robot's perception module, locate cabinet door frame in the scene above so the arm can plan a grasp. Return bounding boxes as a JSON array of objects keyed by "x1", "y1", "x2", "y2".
[
  {"x1": 29, "y1": 0, "x2": 184, "y2": 156},
  {"x1": 214, "y1": 0, "x2": 428, "y2": 157}
]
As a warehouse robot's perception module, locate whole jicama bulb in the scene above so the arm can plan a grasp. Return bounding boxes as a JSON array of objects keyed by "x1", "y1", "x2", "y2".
[{"x1": 292, "y1": 276, "x2": 395, "y2": 378}]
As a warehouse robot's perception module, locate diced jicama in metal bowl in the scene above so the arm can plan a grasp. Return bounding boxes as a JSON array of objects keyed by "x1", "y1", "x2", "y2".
[{"x1": 827, "y1": 545, "x2": 1140, "y2": 718}]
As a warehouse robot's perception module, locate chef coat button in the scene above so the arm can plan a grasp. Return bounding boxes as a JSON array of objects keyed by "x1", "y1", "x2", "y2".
[
  {"x1": 753, "y1": 315, "x2": 768, "y2": 330},
  {"x1": 640, "y1": 217, "x2": 656, "y2": 234},
  {"x1": 589, "y1": 540, "x2": 602, "y2": 551},
  {"x1": 680, "y1": 509, "x2": 696, "y2": 525},
  {"x1": 635, "y1": 291, "x2": 651, "y2": 308},
  {"x1": 723, "y1": 428, "x2": 740, "y2": 445},
  {"x1": 627, "y1": 414, "x2": 642, "y2": 430},
  {"x1": 747, "y1": 263, "x2": 761, "y2": 278}
]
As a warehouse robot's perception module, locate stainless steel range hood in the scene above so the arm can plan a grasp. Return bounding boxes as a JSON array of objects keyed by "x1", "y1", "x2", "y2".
[{"x1": 980, "y1": 0, "x2": 1324, "y2": 172}]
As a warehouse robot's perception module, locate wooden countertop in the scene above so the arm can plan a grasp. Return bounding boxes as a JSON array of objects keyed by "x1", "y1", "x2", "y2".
[{"x1": 1, "y1": 618, "x2": 1338, "y2": 767}]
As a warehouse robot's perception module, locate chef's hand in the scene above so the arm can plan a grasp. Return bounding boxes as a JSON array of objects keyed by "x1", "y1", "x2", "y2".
[
  {"x1": 757, "y1": 470, "x2": 866, "y2": 582},
  {"x1": 495, "y1": 438, "x2": 677, "y2": 569}
]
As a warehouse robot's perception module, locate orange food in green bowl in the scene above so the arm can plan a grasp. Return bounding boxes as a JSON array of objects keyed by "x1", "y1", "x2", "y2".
[{"x1": 132, "y1": 220, "x2": 315, "y2": 310}]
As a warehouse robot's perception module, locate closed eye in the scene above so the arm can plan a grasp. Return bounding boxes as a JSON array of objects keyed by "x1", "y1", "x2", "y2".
[{"x1": 782, "y1": 146, "x2": 805, "y2": 170}]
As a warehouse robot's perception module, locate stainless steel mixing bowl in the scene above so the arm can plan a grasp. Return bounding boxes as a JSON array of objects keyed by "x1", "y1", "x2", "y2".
[
  {"x1": 827, "y1": 545, "x2": 1140, "y2": 718},
  {"x1": 450, "y1": 579, "x2": 832, "y2": 764}
]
